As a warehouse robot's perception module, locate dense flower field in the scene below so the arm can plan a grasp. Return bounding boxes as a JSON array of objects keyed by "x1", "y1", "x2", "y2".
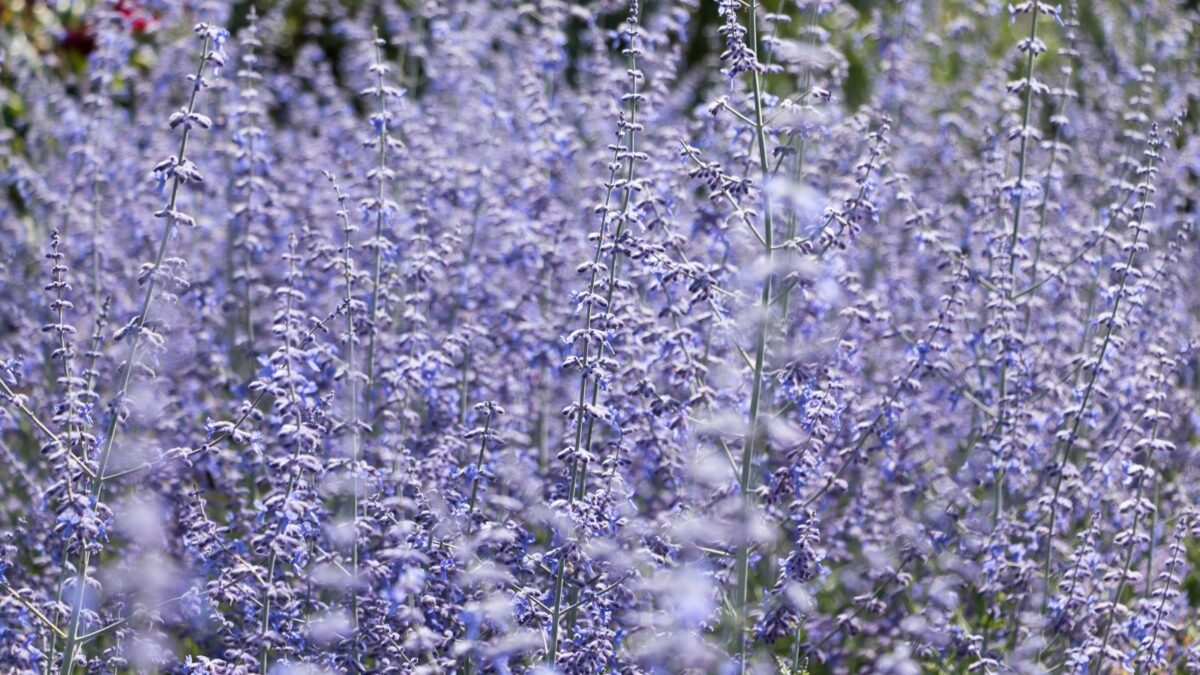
[{"x1": 1, "y1": 0, "x2": 1199, "y2": 672}]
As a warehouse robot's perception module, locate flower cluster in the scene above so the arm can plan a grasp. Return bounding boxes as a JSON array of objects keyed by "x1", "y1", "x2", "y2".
[{"x1": 1, "y1": 0, "x2": 1198, "y2": 673}]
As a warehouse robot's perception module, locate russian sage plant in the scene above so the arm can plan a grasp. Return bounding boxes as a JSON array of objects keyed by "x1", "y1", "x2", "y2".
[{"x1": 0, "y1": 1, "x2": 1198, "y2": 673}]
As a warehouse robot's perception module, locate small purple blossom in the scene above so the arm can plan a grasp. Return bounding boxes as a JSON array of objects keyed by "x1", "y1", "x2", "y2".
[{"x1": 0, "y1": 1, "x2": 1197, "y2": 673}]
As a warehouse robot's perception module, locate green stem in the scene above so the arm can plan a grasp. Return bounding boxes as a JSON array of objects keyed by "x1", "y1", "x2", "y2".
[
  {"x1": 993, "y1": 4, "x2": 1041, "y2": 527},
  {"x1": 464, "y1": 409, "x2": 494, "y2": 538},
  {"x1": 733, "y1": 2, "x2": 774, "y2": 667}
]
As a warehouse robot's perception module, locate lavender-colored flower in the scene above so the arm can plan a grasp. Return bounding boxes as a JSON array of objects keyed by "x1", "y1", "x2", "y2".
[{"x1": 0, "y1": 1, "x2": 1197, "y2": 673}]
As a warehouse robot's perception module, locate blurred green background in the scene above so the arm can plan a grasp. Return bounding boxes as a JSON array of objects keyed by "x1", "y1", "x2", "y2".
[{"x1": 2, "y1": 1, "x2": 1198, "y2": 162}]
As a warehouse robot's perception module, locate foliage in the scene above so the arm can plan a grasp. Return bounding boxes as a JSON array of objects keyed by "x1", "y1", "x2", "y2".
[{"x1": 1, "y1": 0, "x2": 1199, "y2": 673}]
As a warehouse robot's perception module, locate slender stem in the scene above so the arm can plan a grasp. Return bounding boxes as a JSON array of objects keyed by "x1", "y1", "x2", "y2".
[
  {"x1": 1041, "y1": 145, "x2": 1157, "y2": 610},
  {"x1": 734, "y1": 2, "x2": 774, "y2": 667},
  {"x1": 0, "y1": 582, "x2": 67, "y2": 639},
  {"x1": 364, "y1": 30, "x2": 391, "y2": 425},
  {"x1": 239, "y1": 131, "x2": 257, "y2": 372},
  {"x1": 329, "y1": 176, "x2": 364, "y2": 664},
  {"x1": 993, "y1": 3, "x2": 1041, "y2": 527},
  {"x1": 547, "y1": 8, "x2": 641, "y2": 663},
  {"x1": 345, "y1": 35, "x2": 389, "y2": 659},
  {"x1": 464, "y1": 409, "x2": 494, "y2": 537},
  {"x1": 458, "y1": 348, "x2": 471, "y2": 427},
  {"x1": 260, "y1": 236, "x2": 309, "y2": 674},
  {"x1": 236, "y1": 8, "x2": 264, "y2": 366},
  {"x1": 1142, "y1": 477, "x2": 1161, "y2": 597},
  {"x1": 1022, "y1": 125, "x2": 1062, "y2": 314},
  {"x1": 1093, "y1": 400, "x2": 1161, "y2": 673},
  {"x1": 0, "y1": 380, "x2": 94, "y2": 478},
  {"x1": 1134, "y1": 516, "x2": 1184, "y2": 674},
  {"x1": 90, "y1": 179, "x2": 103, "y2": 313},
  {"x1": 774, "y1": 6, "x2": 819, "y2": 326}
]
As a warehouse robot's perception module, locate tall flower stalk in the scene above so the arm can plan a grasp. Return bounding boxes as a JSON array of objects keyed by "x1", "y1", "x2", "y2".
[
  {"x1": 328, "y1": 172, "x2": 366, "y2": 656},
  {"x1": 0, "y1": 2, "x2": 1198, "y2": 672},
  {"x1": 228, "y1": 8, "x2": 269, "y2": 375},
  {"x1": 991, "y1": 0, "x2": 1050, "y2": 525},
  {"x1": 718, "y1": 0, "x2": 775, "y2": 665},
  {"x1": 464, "y1": 400, "x2": 502, "y2": 538},
  {"x1": 339, "y1": 29, "x2": 400, "y2": 660},
  {"x1": 57, "y1": 23, "x2": 226, "y2": 675},
  {"x1": 257, "y1": 233, "x2": 318, "y2": 674},
  {"x1": 362, "y1": 28, "x2": 401, "y2": 423},
  {"x1": 1092, "y1": 353, "x2": 1167, "y2": 673},
  {"x1": 1042, "y1": 126, "x2": 1162, "y2": 605},
  {"x1": 547, "y1": 2, "x2": 643, "y2": 663}
]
